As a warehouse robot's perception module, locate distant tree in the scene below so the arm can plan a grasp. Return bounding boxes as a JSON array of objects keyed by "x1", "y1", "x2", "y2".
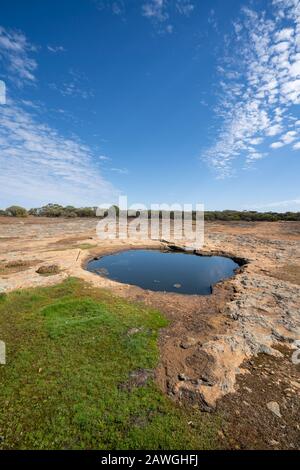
[
  {"x1": 64, "y1": 211, "x2": 78, "y2": 218},
  {"x1": 202, "y1": 210, "x2": 300, "y2": 222},
  {"x1": 75, "y1": 207, "x2": 96, "y2": 217},
  {"x1": 28, "y1": 207, "x2": 41, "y2": 216},
  {"x1": 39, "y1": 204, "x2": 64, "y2": 217},
  {"x1": 6, "y1": 205, "x2": 28, "y2": 217},
  {"x1": 8, "y1": 204, "x2": 300, "y2": 221},
  {"x1": 63, "y1": 206, "x2": 78, "y2": 218},
  {"x1": 64, "y1": 205, "x2": 76, "y2": 213}
]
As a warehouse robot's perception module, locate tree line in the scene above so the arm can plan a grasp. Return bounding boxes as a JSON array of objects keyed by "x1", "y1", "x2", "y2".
[
  {"x1": 1, "y1": 204, "x2": 300, "y2": 221},
  {"x1": 0, "y1": 204, "x2": 96, "y2": 218}
]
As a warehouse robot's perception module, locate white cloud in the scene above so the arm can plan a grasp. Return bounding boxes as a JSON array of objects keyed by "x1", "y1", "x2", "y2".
[
  {"x1": 0, "y1": 101, "x2": 118, "y2": 206},
  {"x1": 49, "y1": 70, "x2": 94, "y2": 99},
  {"x1": 272, "y1": 41, "x2": 290, "y2": 54},
  {"x1": 293, "y1": 141, "x2": 300, "y2": 150},
  {"x1": 95, "y1": 0, "x2": 125, "y2": 16},
  {"x1": 176, "y1": 1, "x2": 194, "y2": 16},
  {"x1": 246, "y1": 152, "x2": 265, "y2": 161},
  {"x1": 266, "y1": 124, "x2": 283, "y2": 136},
  {"x1": 0, "y1": 26, "x2": 37, "y2": 85},
  {"x1": 0, "y1": 79, "x2": 6, "y2": 104},
  {"x1": 111, "y1": 1, "x2": 125, "y2": 16},
  {"x1": 274, "y1": 27, "x2": 294, "y2": 42},
  {"x1": 202, "y1": 1, "x2": 300, "y2": 176},
  {"x1": 0, "y1": 26, "x2": 118, "y2": 207},
  {"x1": 142, "y1": 0, "x2": 169, "y2": 22},
  {"x1": 289, "y1": 59, "x2": 300, "y2": 77},
  {"x1": 249, "y1": 137, "x2": 263, "y2": 145},
  {"x1": 99, "y1": 155, "x2": 111, "y2": 161},
  {"x1": 141, "y1": 0, "x2": 195, "y2": 33},
  {"x1": 47, "y1": 45, "x2": 66, "y2": 53},
  {"x1": 270, "y1": 141, "x2": 284, "y2": 148},
  {"x1": 281, "y1": 79, "x2": 300, "y2": 103},
  {"x1": 110, "y1": 167, "x2": 129, "y2": 174},
  {"x1": 281, "y1": 130, "x2": 297, "y2": 144}
]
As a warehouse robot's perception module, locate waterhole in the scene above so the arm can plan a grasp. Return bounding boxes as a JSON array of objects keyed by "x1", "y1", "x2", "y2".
[{"x1": 86, "y1": 249, "x2": 239, "y2": 295}]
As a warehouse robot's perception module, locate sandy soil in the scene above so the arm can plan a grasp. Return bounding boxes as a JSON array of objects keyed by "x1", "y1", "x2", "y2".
[{"x1": 1, "y1": 216, "x2": 300, "y2": 449}]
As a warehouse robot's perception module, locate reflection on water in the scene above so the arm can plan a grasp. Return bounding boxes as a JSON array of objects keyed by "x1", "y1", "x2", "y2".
[{"x1": 87, "y1": 249, "x2": 239, "y2": 295}]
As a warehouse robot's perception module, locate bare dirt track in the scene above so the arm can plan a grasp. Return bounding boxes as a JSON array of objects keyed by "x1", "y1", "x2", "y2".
[{"x1": 1, "y1": 217, "x2": 300, "y2": 449}]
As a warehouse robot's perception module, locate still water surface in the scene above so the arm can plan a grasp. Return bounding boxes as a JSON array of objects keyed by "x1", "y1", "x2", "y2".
[{"x1": 86, "y1": 249, "x2": 239, "y2": 295}]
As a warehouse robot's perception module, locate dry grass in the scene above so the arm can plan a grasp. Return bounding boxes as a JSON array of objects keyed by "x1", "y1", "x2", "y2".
[
  {"x1": 269, "y1": 264, "x2": 300, "y2": 286},
  {"x1": 0, "y1": 260, "x2": 40, "y2": 275}
]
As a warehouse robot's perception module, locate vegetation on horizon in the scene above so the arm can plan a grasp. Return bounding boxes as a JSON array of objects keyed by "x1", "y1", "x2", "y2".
[{"x1": 1, "y1": 203, "x2": 300, "y2": 221}]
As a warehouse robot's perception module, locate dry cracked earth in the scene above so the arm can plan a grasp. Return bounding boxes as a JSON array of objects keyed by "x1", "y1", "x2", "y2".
[{"x1": 0, "y1": 217, "x2": 300, "y2": 449}]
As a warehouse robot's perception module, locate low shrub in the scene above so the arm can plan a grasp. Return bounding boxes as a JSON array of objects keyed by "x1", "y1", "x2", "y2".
[{"x1": 36, "y1": 264, "x2": 60, "y2": 275}]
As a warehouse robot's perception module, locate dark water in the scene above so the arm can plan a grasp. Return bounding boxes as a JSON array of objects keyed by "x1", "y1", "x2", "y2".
[{"x1": 86, "y1": 249, "x2": 239, "y2": 295}]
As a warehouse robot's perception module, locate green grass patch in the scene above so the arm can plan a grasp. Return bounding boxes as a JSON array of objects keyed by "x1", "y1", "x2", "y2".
[
  {"x1": 0, "y1": 278, "x2": 221, "y2": 449},
  {"x1": 77, "y1": 243, "x2": 97, "y2": 250}
]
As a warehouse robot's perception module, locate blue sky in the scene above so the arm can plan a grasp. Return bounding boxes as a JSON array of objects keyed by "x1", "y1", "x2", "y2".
[{"x1": 0, "y1": 0, "x2": 299, "y2": 211}]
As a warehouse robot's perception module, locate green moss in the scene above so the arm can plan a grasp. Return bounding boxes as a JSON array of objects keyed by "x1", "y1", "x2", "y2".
[
  {"x1": 0, "y1": 278, "x2": 221, "y2": 449},
  {"x1": 77, "y1": 243, "x2": 97, "y2": 250}
]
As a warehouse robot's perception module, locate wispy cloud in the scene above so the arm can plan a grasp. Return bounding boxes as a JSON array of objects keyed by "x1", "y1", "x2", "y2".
[
  {"x1": 142, "y1": 0, "x2": 171, "y2": 33},
  {"x1": 141, "y1": 0, "x2": 195, "y2": 33},
  {"x1": 95, "y1": 0, "x2": 125, "y2": 16},
  {"x1": 49, "y1": 69, "x2": 94, "y2": 99},
  {"x1": 47, "y1": 45, "x2": 66, "y2": 53},
  {"x1": 142, "y1": 0, "x2": 168, "y2": 21},
  {"x1": 111, "y1": 0, "x2": 125, "y2": 16},
  {"x1": 0, "y1": 100, "x2": 118, "y2": 206},
  {"x1": 176, "y1": 0, "x2": 194, "y2": 17},
  {"x1": 110, "y1": 167, "x2": 129, "y2": 174},
  {"x1": 0, "y1": 26, "x2": 117, "y2": 206},
  {"x1": 94, "y1": 0, "x2": 195, "y2": 33},
  {"x1": 0, "y1": 79, "x2": 5, "y2": 104},
  {"x1": 202, "y1": 0, "x2": 300, "y2": 178},
  {"x1": 0, "y1": 25, "x2": 37, "y2": 85},
  {"x1": 245, "y1": 197, "x2": 300, "y2": 210},
  {"x1": 99, "y1": 155, "x2": 111, "y2": 161},
  {"x1": 208, "y1": 9, "x2": 218, "y2": 32}
]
